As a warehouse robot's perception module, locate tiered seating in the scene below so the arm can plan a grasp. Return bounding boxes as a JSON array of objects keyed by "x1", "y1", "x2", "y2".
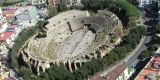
[
  {"x1": 71, "y1": 31, "x2": 95, "y2": 58},
  {"x1": 57, "y1": 30, "x2": 87, "y2": 59},
  {"x1": 46, "y1": 10, "x2": 88, "y2": 31}
]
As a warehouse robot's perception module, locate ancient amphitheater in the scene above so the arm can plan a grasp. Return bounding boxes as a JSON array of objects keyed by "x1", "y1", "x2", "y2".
[{"x1": 20, "y1": 10, "x2": 124, "y2": 75}]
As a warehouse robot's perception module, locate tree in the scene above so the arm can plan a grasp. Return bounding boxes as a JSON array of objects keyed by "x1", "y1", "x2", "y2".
[
  {"x1": 142, "y1": 50, "x2": 153, "y2": 58},
  {"x1": 113, "y1": 0, "x2": 139, "y2": 17},
  {"x1": 154, "y1": 23, "x2": 160, "y2": 33},
  {"x1": 19, "y1": 66, "x2": 33, "y2": 80},
  {"x1": 47, "y1": 5, "x2": 58, "y2": 18},
  {"x1": 39, "y1": 72, "x2": 50, "y2": 80},
  {"x1": 137, "y1": 26, "x2": 147, "y2": 36},
  {"x1": 57, "y1": 2, "x2": 68, "y2": 12}
]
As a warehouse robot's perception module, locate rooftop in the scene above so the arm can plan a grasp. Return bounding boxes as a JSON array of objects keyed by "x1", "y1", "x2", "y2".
[
  {"x1": 90, "y1": 65, "x2": 127, "y2": 80},
  {"x1": 135, "y1": 56, "x2": 160, "y2": 80},
  {"x1": 3, "y1": 77, "x2": 15, "y2": 80},
  {"x1": 2, "y1": 9, "x2": 17, "y2": 15},
  {"x1": 6, "y1": 25, "x2": 17, "y2": 32},
  {"x1": 0, "y1": 32, "x2": 14, "y2": 42},
  {"x1": 8, "y1": 25, "x2": 17, "y2": 29},
  {"x1": 105, "y1": 65, "x2": 126, "y2": 80},
  {"x1": 16, "y1": 14, "x2": 31, "y2": 21}
]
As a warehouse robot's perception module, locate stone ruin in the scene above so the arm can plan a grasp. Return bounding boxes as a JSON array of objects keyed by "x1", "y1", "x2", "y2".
[{"x1": 20, "y1": 10, "x2": 124, "y2": 75}]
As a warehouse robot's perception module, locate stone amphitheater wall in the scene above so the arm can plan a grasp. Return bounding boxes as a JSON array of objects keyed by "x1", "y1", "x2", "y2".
[{"x1": 21, "y1": 10, "x2": 124, "y2": 75}]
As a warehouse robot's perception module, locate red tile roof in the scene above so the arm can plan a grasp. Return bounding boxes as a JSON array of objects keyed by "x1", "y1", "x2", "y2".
[
  {"x1": 90, "y1": 65, "x2": 127, "y2": 80},
  {"x1": 3, "y1": 77, "x2": 15, "y2": 80},
  {"x1": 2, "y1": 9, "x2": 17, "y2": 14},
  {"x1": 2, "y1": 9, "x2": 17, "y2": 19},
  {"x1": 0, "y1": 32, "x2": 14, "y2": 42},
  {"x1": 105, "y1": 65, "x2": 126, "y2": 80},
  {"x1": 5, "y1": 16, "x2": 15, "y2": 20},
  {"x1": 135, "y1": 56, "x2": 160, "y2": 80}
]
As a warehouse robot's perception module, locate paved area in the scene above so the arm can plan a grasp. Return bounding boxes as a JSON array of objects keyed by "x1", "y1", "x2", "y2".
[
  {"x1": 58, "y1": 29, "x2": 96, "y2": 59},
  {"x1": 58, "y1": 30, "x2": 87, "y2": 59},
  {"x1": 71, "y1": 30, "x2": 95, "y2": 58}
]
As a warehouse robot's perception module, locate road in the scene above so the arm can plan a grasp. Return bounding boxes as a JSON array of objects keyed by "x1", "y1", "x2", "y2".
[{"x1": 125, "y1": 10, "x2": 153, "y2": 66}]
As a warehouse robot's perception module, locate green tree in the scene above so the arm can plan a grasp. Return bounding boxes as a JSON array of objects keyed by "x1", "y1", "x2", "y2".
[
  {"x1": 57, "y1": 2, "x2": 68, "y2": 12},
  {"x1": 19, "y1": 66, "x2": 33, "y2": 80},
  {"x1": 143, "y1": 50, "x2": 153, "y2": 58},
  {"x1": 155, "y1": 23, "x2": 160, "y2": 33},
  {"x1": 113, "y1": 0, "x2": 139, "y2": 17}
]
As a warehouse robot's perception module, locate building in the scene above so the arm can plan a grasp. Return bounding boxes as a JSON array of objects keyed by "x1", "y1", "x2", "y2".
[
  {"x1": 31, "y1": 0, "x2": 46, "y2": 5},
  {"x1": 0, "y1": 7, "x2": 8, "y2": 34},
  {"x1": 100, "y1": 65, "x2": 126, "y2": 80},
  {"x1": 0, "y1": 43, "x2": 9, "y2": 59},
  {"x1": 7, "y1": 25, "x2": 17, "y2": 32},
  {"x1": 25, "y1": 0, "x2": 47, "y2": 5},
  {"x1": 47, "y1": 0, "x2": 60, "y2": 6},
  {"x1": 62, "y1": 0, "x2": 82, "y2": 7},
  {"x1": 135, "y1": 56, "x2": 160, "y2": 80},
  {"x1": 0, "y1": 43, "x2": 8, "y2": 55},
  {"x1": 2, "y1": 8, "x2": 17, "y2": 21},
  {"x1": 37, "y1": 8, "x2": 48, "y2": 20},
  {"x1": 138, "y1": 0, "x2": 153, "y2": 8},
  {"x1": 6, "y1": 25, "x2": 20, "y2": 37},
  {"x1": 0, "y1": 7, "x2": 2, "y2": 14},
  {"x1": 100, "y1": 65, "x2": 135, "y2": 80},
  {"x1": 158, "y1": 0, "x2": 160, "y2": 9},
  {"x1": 47, "y1": 0, "x2": 82, "y2": 7},
  {"x1": 0, "y1": 23, "x2": 8, "y2": 34},
  {"x1": 117, "y1": 66, "x2": 135, "y2": 80},
  {"x1": 16, "y1": 6, "x2": 39, "y2": 27},
  {"x1": 0, "y1": 32, "x2": 15, "y2": 45}
]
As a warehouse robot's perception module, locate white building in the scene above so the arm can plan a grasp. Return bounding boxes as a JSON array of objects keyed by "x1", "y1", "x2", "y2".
[
  {"x1": 0, "y1": 7, "x2": 8, "y2": 34},
  {"x1": 30, "y1": 0, "x2": 47, "y2": 5},
  {"x1": 62, "y1": 0, "x2": 82, "y2": 7},
  {"x1": 139, "y1": 0, "x2": 153, "y2": 8},
  {"x1": 68, "y1": 0, "x2": 82, "y2": 6},
  {"x1": 0, "y1": 44, "x2": 8, "y2": 55},
  {"x1": 117, "y1": 66, "x2": 135, "y2": 80},
  {"x1": 6, "y1": 25, "x2": 20, "y2": 37},
  {"x1": 0, "y1": 7, "x2": 2, "y2": 14},
  {"x1": 16, "y1": 6, "x2": 39, "y2": 27},
  {"x1": 0, "y1": 23, "x2": 8, "y2": 34}
]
